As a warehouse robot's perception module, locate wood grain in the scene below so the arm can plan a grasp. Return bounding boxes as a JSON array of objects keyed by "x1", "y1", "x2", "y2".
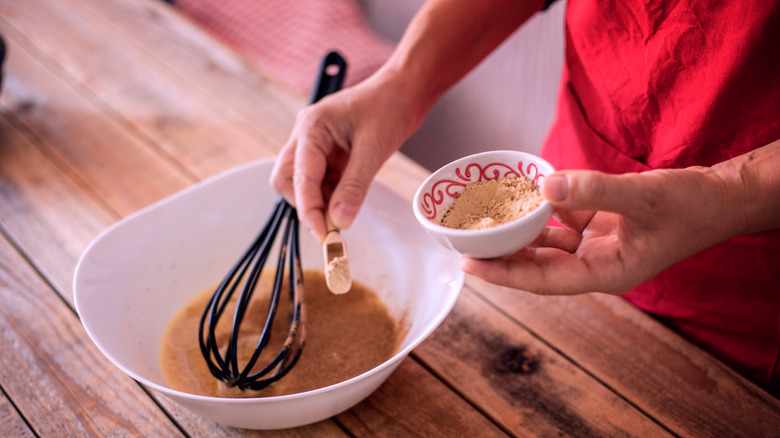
[
  {"x1": 0, "y1": 232, "x2": 183, "y2": 436},
  {"x1": 0, "y1": 21, "x2": 194, "y2": 218},
  {"x1": 0, "y1": 0, "x2": 273, "y2": 180},
  {"x1": 74, "y1": 0, "x2": 306, "y2": 147},
  {"x1": 0, "y1": 393, "x2": 35, "y2": 438},
  {"x1": 150, "y1": 392, "x2": 348, "y2": 438},
  {"x1": 472, "y1": 278, "x2": 780, "y2": 437},
  {"x1": 414, "y1": 289, "x2": 671, "y2": 437},
  {"x1": 338, "y1": 358, "x2": 508, "y2": 437},
  {"x1": 0, "y1": 110, "x2": 117, "y2": 303}
]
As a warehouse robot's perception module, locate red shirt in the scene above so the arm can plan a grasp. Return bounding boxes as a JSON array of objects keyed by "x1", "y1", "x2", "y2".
[{"x1": 540, "y1": 1, "x2": 780, "y2": 396}]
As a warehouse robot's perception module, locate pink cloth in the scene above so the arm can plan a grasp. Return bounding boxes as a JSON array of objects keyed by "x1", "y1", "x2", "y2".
[{"x1": 175, "y1": 0, "x2": 394, "y2": 93}]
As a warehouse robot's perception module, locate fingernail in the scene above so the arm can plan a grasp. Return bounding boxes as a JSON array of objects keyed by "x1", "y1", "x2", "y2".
[
  {"x1": 331, "y1": 202, "x2": 357, "y2": 229},
  {"x1": 543, "y1": 174, "x2": 568, "y2": 202},
  {"x1": 459, "y1": 258, "x2": 473, "y2": 274},
  {"x1": 310, "y1": 227, "x2": 324, "y2": 244}
]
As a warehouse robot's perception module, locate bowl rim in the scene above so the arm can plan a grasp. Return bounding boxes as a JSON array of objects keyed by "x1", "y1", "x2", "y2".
[{"x1": 412, "y1": 150, "x2": 555, "y2": 236}]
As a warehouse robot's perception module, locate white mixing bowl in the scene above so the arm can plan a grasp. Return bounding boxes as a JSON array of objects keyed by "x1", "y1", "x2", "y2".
[{"x1": 74, "y1": 158, "x2": 463, "y2": 430}]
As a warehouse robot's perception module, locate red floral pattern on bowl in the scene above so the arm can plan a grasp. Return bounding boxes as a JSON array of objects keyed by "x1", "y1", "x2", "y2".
[{"x1": 419, "y1": 160, "x2": 548, "y2": 221}]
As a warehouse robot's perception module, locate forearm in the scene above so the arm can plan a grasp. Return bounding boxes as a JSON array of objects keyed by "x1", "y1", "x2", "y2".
[
  {"x1": 374, "y1": 0, "x2": 545, "y2": 124},
  {"x1": 713, "y1": 138, "x2": 780, "y2": 237}
]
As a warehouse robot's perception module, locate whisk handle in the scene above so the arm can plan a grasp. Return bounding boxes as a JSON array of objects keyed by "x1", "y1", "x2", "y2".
[{"x1": 308, "y1": 51, "x2": 347, "y2": 105}]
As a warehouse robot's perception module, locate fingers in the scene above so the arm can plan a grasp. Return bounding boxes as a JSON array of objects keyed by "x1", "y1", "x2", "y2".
[
  {"x1": 528, "y1": 225, "x2": 582, "y2": 253},
  {"x1": 327, "y1": 136, "x2": 389, "y2": 230},
  {"x1": 271, "y1": 79, "x2": 411, "y2": 239},
  {"x1": 543, "y1": 170, "x2": 660, "y2": 219},
  {"x1": 292, "y1": 126, "x2": 332, "y2": 240},
  {"x1": 461, "y1": 248, "x2": 601, "y2": 295},
  {"x1": 270, "y1": 110, "x2": 385, "y2": 239},
  {"x1": 269, "y1": 139, "x2": 297, "y2": 205},
  {"x1": 462, "y1": 245, "x2": 640, "y2": 295},
  {"x1": 551, "y1": 208, "x2": 596, "y2": 235},
  {"x1": 461, "y1": 169, "x2": 711, "y2": 296},
  {"x1": 270, "y1": 105, "x2": 336, "y2": 241},
  {"x1": 459, "y1": 227, "x2": 587, "y2": 295}
]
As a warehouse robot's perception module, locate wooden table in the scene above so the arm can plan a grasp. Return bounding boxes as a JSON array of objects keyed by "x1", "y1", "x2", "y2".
[{"x1": 0, "y1": 0, "x2": 778, "y2": 436}]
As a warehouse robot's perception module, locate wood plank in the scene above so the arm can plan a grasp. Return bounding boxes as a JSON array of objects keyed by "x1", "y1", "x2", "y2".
[
  {"x1": 472, "y1": 278, "x2": 780, "y2": 437},
  {"x1": 65, "y1": 0, "x2": 435, "y2": 199},
  {"x1": 70, "y1": 0, "x2": 432, "y2": 196},
  {"x1": 0, "y1": 110, "x2": 118, "y2": 303},
  {"x1": 0, "y1": 393, "x2": 35, "y2": 438},
  {"x1": 338, "y1": 358, "x2": 508, "y2": 437},
  {"x1": 150, "y1": 392, "x2": 348, "y2": 438},
  {"x1": 0, "y1": 21, "x2": 194, "y2": 218},
  {"x1": 0, "y1": 232, "x2": 184, "y2": 436},
  {"x1": 413, "y1": 289, "x2": 670, "y2": 437},
  {"x1": 0, "y1": 113, "x2": 185, "y2": 435},
  {"x1": 0, "y1": 0, "x2": 274, "y2": 180},
  {"x1": 73, "y1": 0, "x2": 306, "y2": 147},
  {"x1": 0, "y1": 0, "x2": 432, "y2": 203}
]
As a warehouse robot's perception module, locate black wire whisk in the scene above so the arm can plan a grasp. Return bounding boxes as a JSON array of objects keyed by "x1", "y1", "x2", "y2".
[
  {"x1": 197, "y1": 51, "x2": 347, "y2": 391},
  {"x1": 198, "y1": 197, "x2": 304, "y2": 390}
]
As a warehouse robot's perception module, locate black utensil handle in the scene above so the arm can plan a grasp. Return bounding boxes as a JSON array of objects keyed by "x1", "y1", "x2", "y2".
[
  {"x1": 0, "y1": 34, "x2": 5, "y2": 94},
  {"x1": 309, "y1": 51, "x2": 347, "y2": 105}
]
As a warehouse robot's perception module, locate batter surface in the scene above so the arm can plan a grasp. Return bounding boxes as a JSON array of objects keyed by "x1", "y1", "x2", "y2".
[{"x1": 160, "y1": 269, "x2": 403, "y2": 397}]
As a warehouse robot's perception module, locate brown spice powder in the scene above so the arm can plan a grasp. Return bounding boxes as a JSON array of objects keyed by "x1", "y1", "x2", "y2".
[{"x1": 441, "y1": 176, "x2": 543, "y2": 230}]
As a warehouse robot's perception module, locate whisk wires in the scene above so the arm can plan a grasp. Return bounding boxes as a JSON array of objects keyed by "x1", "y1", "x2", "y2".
[{"x1": 198, "y1": 197, "x2": 305, "y2": 391}]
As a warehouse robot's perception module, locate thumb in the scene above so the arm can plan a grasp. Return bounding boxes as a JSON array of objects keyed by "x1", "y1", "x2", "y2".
[
  {"x1": 542, "y1": 170, "x2": 648, "y2": 215},
  {"x1": 327, "y1": 158, "x2": 380, "y2": 229}
]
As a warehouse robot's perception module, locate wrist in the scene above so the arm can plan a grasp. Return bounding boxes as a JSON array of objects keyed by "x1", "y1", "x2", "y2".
[
  {"x1": 708, "y1": 139, "x2": 780, "y2": 237},
  {"x1": 695, "y1": 165, "x2": 747, "y2": 241},
  {"x1": 364, "y1": 63, "x2": 433, "y2": 141}
]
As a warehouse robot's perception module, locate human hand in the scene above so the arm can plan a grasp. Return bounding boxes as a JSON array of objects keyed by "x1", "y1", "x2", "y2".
[
  {"x1": 270, "y1": 74, "x2": 423, "y2": 240},
  {"x1": 460, "y1": 167, "x2": 738, "y2": 295}
]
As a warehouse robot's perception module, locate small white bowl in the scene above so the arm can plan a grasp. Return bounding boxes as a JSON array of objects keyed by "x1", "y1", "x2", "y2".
[
  {"x1": 413, "y1": 150, "x2": 555, "y2": 259},
  {"x1": 74, "y1": 158, "x2": 463, "y2": 430}
]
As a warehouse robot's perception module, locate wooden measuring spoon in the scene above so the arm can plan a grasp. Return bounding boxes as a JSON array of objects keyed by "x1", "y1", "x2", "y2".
[{"x1": 323, "y1": 215, "x2": 352, "y2": 294}]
